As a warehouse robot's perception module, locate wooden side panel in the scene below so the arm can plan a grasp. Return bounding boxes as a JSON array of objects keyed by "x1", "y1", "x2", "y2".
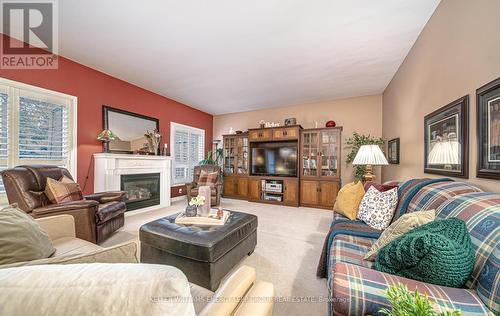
[
  {"x1": 283, "y1": 179, "x2": 299, "y2": 205},
  {"x1": 319, "y1": 181, "x2": 339, "y2": 208},
  {"x1": 223, "y1": 176, "x2": 235, "y2": 197},
  {"x1": 237, "y1": 177, "x2": 248, "y2": 197},
  {"x1": 300, "y1": 180, "x2": 319, "y2": 205},
  {"x1": 248, "y1": 178, "x2": 260, "y2": 200}
]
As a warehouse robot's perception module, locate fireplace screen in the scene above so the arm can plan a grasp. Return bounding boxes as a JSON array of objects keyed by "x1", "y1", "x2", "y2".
[{"x1": 120, "y1": 173, "x2": 161, "y2": 211}]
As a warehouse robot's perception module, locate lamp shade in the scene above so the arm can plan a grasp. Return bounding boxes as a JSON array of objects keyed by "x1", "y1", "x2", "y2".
[
  {"x1": 352, "y1": 145, "x2": 388, "y2": 166},
  {"x1": 96, "y1": 129, "x2": 117, "y2": 141},
  {"x1": 428, "y1": 140, "x2": 460, "y2": 164}
]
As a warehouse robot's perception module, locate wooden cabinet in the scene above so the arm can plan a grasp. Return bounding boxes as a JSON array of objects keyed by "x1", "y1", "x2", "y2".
[
  {"x1": 299, "y1": 127, "x2": 342, "y2": 209},
  {"x1": 223, "y1": 176, "x2": 236, "y2": 197},
  {"x1": 248, "y1": 178, "x2": 260, "y2": 201},
  {"x1": 283, "y1": 179, "x2": 299, "y2": 205},
  {"x1": 248, "y1": 125, "x2": 301, "y2": 142},
  {"x1": 237, "y1": 177, "x2": 248, "y2": 196},
  {"x1": 223, "y1": 133, "x2": 249, "y2": 199},
  {"x1": 300, "y1": 180, "x2": 339, "y2": 209},
  {"x1": 223, "y1": 134, "x2": 248, "y2": 176},
  {"x1": 300, "y1": 180, "x2": 319, "y2": 205}
]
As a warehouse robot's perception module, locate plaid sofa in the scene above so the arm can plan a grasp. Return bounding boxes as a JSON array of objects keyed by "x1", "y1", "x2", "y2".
[{"x1": 325, "y1": 180, "x2": 499, "y2": 316}]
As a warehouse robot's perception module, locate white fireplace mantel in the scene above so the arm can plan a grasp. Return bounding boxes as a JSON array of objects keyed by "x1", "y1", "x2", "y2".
[{"x1": 93, "y1": 153, "x2": 172, "y2": 213}]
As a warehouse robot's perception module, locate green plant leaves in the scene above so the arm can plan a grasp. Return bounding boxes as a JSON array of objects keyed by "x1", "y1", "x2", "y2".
[{"x1": 345, "y1": 131, "x2": 385, "y2": 181}]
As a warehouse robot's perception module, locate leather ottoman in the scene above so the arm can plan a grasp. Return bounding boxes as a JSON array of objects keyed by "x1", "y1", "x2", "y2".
[{"x1": 139, "y1": 211, "x2": 257, "y2": 291}]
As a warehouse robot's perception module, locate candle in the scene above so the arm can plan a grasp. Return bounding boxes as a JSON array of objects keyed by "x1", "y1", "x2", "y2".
[{"x1": 198, "y1": 186, "x2": 211, "y2": 217}]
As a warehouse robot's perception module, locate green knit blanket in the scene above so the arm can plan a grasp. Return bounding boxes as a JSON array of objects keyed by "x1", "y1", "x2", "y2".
[{"x1": 373, "y1": 218, "x2": 475, "y2": 288}]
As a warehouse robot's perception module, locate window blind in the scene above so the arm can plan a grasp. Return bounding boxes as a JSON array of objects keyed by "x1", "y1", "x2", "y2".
[
  {"x1": 171, "y1": 123, "x2": 205, "y2": 185},
  {"x1": 0, "y1": 79, "x2": 77, "y2": 197}
]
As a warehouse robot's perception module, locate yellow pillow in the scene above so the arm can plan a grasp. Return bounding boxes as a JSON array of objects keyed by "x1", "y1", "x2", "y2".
[
  {"x1": 364, "y1": 209, "x2": 436, "y2": 261},
  {"x1": 333, "y1": 181, "x2": 365, "y2": 220}
]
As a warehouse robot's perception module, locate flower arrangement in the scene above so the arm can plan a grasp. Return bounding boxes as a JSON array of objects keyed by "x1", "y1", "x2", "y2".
[
  {"x1": 144, "y1": 129, "x2": 162, "y2": 155},
  {"x1": 189, "y1": 195, "x2": 205, "y2": 207}
]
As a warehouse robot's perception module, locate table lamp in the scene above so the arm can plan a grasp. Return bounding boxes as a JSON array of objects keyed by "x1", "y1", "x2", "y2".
[
  {"x1": 352, "y1": 144, "x2": 388, "y2": 182},
  {"x1": 97, "y1": 129, "x2": 117, "y2": 153}
]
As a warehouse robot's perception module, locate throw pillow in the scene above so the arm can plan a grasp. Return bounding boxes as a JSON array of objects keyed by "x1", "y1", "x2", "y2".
[
  {"x1": 44, "y1": 176, "x2": 83, "y2": 204},
  {"x1": 0, "y1": 205, "x2": 55, "y2": 265},
  {"x1": 197, "y1": 171, "x2": 218, "y2": 187},
  {"x1": 364, "y1": 209, "x2": 435, "y2": 261},
  {"x1": 363, "y1": 181, "x2": 398, "y2": 192},
  {"x1": 357, "y1": 186, "x2": 398, "y2": 230},
  {"x1": 333, "y1": 181, "x2": 365, "y2": 220},
  {"x1": 374, "y1": 218, "x2": 475, "y2": 288}
]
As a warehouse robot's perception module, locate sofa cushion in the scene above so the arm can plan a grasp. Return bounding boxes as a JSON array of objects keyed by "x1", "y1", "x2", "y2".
[
  {"x1": 44, "y1": 176, "x2": 83, "y2": 204},
  {"x1": 329, "y1": 235, "x2": 374, "y2": 271},
  {"x1": 374, "y1": 218, "x2": 475, "y2": 288},
  {"x1": 364, "y1": 209, "x2": 435, "y2": 261},
  {"x1": 198, "y1": 171, "x2": 218, "y2": 187},
  {"x1": 51, "y1": 237, "x2": 103, "y2": 257},
  {"x1": 0, "y1": 263, "x2": 194, "y2": 316},
  {"x1": 406, "y1": 181, "x2": 481, "y2": 214},
  {"x1": 0, "y1": 205, "x2": 55, "y2": 265},
  {"x1": 357, "y1": 186, "x2": 398, "y2": 230},
  {"x1": 333, "y1": 181, "x2": 365, "y2": 220}
]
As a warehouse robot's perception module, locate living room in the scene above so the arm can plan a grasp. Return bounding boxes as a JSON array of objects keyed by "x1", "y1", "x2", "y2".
[{"x1": 0, "y1": 0, "x2": 499, "y2": 316}]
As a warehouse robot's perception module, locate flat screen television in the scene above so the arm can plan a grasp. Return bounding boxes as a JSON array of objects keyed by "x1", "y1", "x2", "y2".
[{"x1": 251, "y1": 142, "x2": 297, "y2": 177}]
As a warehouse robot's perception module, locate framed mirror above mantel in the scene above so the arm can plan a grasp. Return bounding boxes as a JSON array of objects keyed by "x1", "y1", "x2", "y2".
[{"x1": 102, "y1": 105, "x2": 160, "y2": 154}]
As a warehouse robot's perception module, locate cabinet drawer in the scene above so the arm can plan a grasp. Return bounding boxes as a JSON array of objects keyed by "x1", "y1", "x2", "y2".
[
  {"x1": 249, "y1": 129, "x2": 272, "y2": 141},
  {"x1": 273, "y1": 127, "x2": 298, "y2": 140}
]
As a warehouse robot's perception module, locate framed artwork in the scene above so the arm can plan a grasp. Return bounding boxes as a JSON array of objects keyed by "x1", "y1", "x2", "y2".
[
  {"x1": 424, "y1": 96, "x2": 469, "y2": 178},
  {"x1": 387, "y1": 138, "x2": 400, "y2": 164},
  {"x1": 476, "y1": 77, "x2": 500, "y2": 180}
]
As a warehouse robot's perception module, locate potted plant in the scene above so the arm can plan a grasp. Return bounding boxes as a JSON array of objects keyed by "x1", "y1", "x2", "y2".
[
  {"x1": 345, "y1": 132, "x2": 385, "y2": 181},
  {"x1": 379, "y1": 284, "x2": 461, "y2": 316}
]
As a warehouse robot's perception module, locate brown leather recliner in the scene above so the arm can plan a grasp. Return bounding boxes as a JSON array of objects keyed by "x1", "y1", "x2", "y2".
[
  {"x1": 186, "y1": 165, "x2": 222, "y2": 206},
  {"x1": 1, "y1": 165, "x2": 127, "y2": 244}
]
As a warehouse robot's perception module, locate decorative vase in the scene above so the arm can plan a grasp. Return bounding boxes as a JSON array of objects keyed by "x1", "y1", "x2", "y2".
[
  {"x1": 326, "y1": 120, "x2": 336, "y2": 127},
  {"x1": 185, "y1": 205, "x2": 197, "y2": 217}
]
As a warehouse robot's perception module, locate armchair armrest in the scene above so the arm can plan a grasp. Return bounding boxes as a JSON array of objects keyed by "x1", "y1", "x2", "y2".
[
  {"x1": 331, "y1": 263, "x2": 492, "y2": 315},
  {"x1": 84, "y1": 191, "x2": 128, "y2": 203},
  {"x1": 32, "y1": 200, "x2": 99, "y2": 243},
  {"x1": 35, "y1": 214, "x2": 76, "y2": 240}
]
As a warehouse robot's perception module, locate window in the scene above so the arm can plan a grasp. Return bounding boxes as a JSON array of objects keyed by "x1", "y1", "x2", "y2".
[
  {"x1": 170, "y1": 122, "x2": 204, "y2": 185},
  {"x1": 0, "y1": 78, "x2": 77, "y2": 195}
]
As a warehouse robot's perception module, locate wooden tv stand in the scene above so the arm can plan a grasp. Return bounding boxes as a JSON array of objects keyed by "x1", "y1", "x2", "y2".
[{"x1": 222, "y1": 125, "x2": 341, "y2": 209}]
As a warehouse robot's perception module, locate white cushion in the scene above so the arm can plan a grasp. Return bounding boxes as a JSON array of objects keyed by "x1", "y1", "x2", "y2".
[
  {"x1": 0, "y1": 263, "x2": 195, "y2": 316},
  {"x1": 357, "y1": 186, "x2": 398, "y2": 230}
]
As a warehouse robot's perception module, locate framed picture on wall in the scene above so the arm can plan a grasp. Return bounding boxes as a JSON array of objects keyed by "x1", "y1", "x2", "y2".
[
  {"x1": 424, "y1": 96, "x2": 469, "y2": 178},
  {"x1": 476, "y1": 77, "x2": 500, "y2": 180},
  {"x1": 387, "y1": 138, "x2": 400, "y2": 164}
]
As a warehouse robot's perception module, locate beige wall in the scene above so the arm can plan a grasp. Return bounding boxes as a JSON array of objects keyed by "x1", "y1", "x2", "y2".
[
  {"x1": 382, "y1": 0, "x2": 500, "y2": 192},
  {"x1": 213, "y1": 95, "x2": 383, "y2": 184}
]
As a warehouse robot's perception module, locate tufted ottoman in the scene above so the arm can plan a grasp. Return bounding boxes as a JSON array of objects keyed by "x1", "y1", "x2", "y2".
[{"x1": 139, "y1": 211, "x2": 257, "y2": 291}]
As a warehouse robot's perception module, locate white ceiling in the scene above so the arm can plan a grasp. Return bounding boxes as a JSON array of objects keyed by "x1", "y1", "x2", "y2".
[{"x1": 56, "y1": 0, "x2": 440, "y2": 115}]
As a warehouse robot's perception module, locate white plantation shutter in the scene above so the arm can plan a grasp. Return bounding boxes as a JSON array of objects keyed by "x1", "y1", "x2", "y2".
[
  {"x1": 171, "y1": 122, "x2": 204, "y2": 185},
  {"x1": 0, "y1": 79, "x2": 77, "y2": 196}
]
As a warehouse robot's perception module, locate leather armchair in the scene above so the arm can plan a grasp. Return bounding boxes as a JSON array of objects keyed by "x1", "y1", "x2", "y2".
[
  {"x1": 186, "y1": 165, "x2": 223, "y2": 206},
  {"x1": 1, "y1": 165, "x2": 127, "y2": 244}
]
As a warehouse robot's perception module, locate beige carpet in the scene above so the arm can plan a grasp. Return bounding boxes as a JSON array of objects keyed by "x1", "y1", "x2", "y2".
[{"x1": 101, "y1": 198, "x2": 333, "y2": 316}]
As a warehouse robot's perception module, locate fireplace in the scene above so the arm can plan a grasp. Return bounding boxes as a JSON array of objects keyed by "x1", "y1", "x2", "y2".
[{"x1": 120, "y1": 173, "x2": 161, "y2": 211}]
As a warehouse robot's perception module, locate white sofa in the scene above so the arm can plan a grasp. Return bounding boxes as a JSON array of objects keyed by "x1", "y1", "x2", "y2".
[{"x1": 0, "y1": 215, "x2": 275, "y2": 316}]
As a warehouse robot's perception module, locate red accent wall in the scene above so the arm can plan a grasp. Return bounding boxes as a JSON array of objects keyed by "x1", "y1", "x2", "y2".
[{"x1": 0, "y1": 37, "x2": 213, "y2": 194}]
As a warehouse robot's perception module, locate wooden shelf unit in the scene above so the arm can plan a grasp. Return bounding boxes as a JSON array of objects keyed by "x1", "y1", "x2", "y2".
[
  {"x1": 222, "y1": 133, "x2": 249, "y2": 200},
  {"x1": 222, "y1": 125, "x2": 342, "y2": 210},
  {"x1": 299, "y1": 127, "x2": 342, "y2": 209}
]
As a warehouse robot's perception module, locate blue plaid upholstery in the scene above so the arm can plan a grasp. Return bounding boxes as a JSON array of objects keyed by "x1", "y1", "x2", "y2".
[
  {"x1": 435, "y1": 192, "x2": 500, "y2": 313},
  {"x1": 331, "y1": 263, "x2": 494, "y2": 316},
  {"x1": 406, "y1": 181, "x2": 481, "y2": 214},
  {"x1": 325, "y1": 179, "x2": 499, "y2": 315}
]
